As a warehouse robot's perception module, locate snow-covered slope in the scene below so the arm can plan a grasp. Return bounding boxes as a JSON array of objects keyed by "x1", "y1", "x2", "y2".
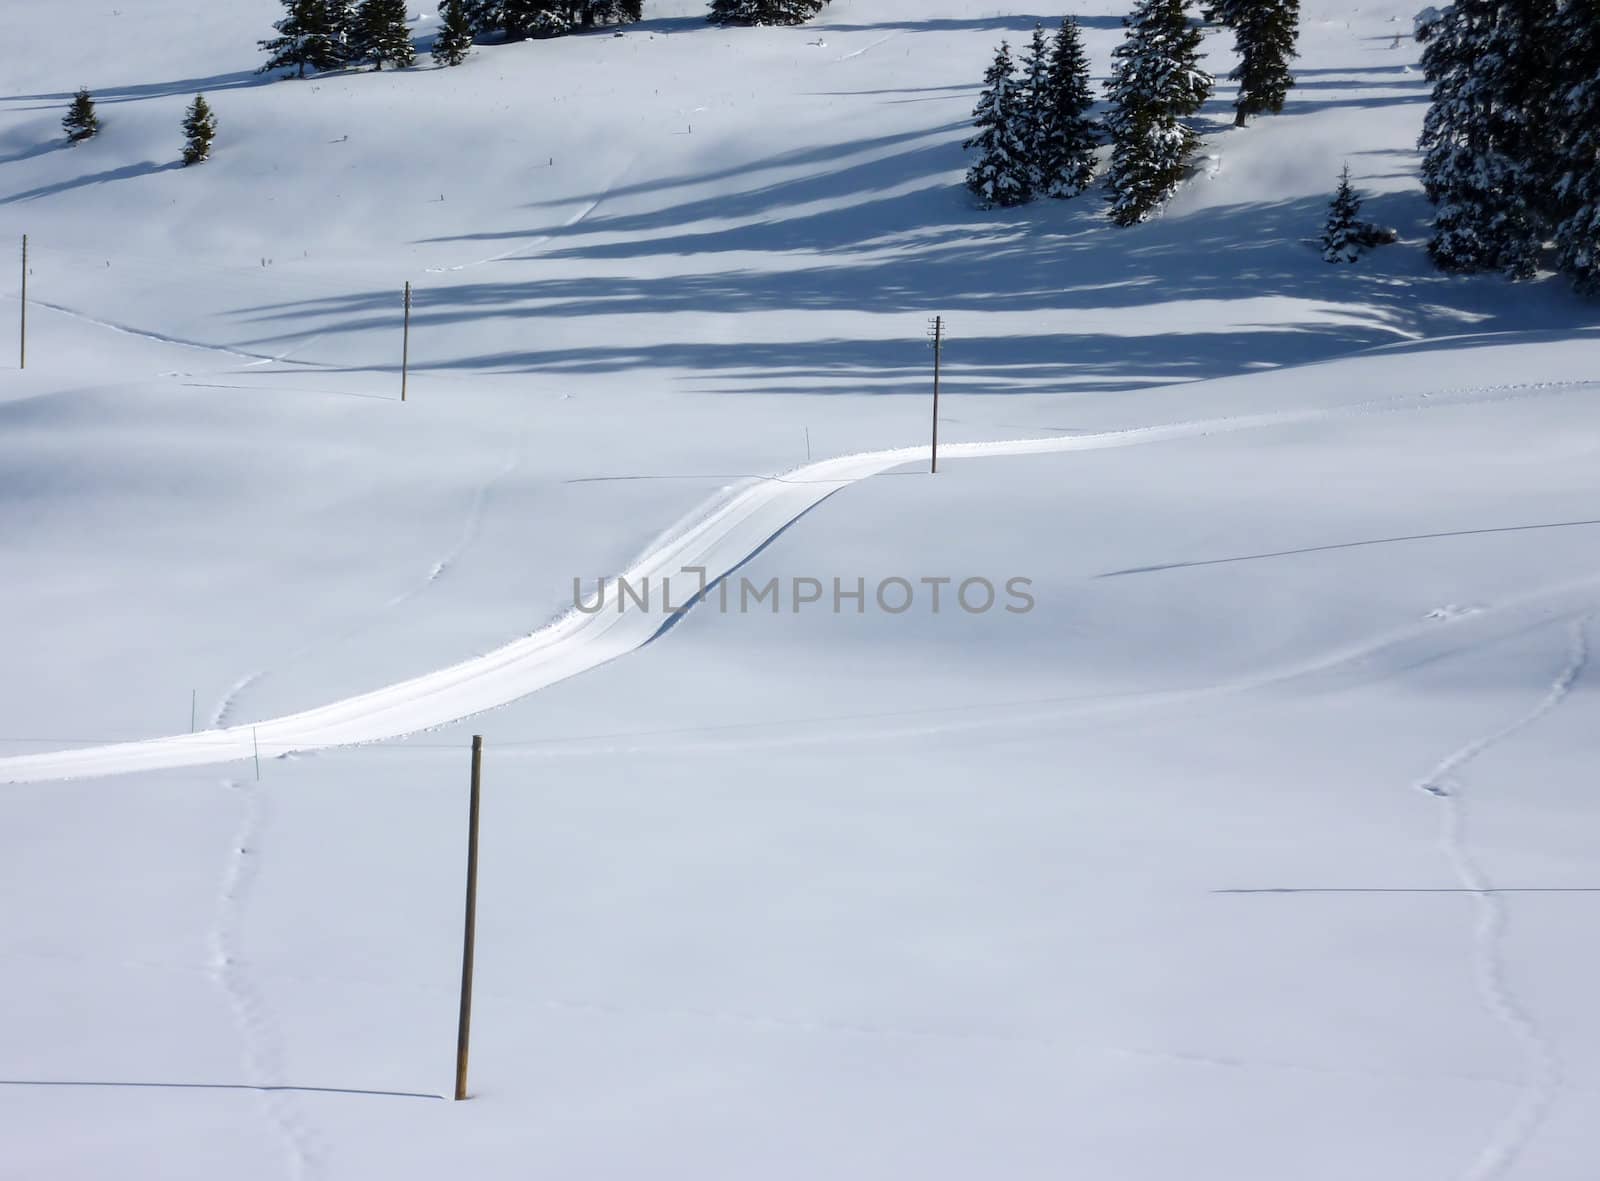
[{"x1": 3, "y1": 2, "x2": 1599, "y2": 1178}]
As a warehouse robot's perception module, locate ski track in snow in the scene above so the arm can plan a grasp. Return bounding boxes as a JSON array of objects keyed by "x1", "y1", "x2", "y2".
[
  {"x1": 211, "y1": 437, "x2": 526, "y2": 729},
  {"x1": 10, "y1": 295, "x2": 326, "y2": 370},
  {"x1": 836, "y1": 32, "x2": 902, "y2": 62},
  {"x1": 1415, "y1": 616, "x2": 1591, "y2": 1181},
  {"x1": 209, "y1": 776, "x2": 323, "y2": 1180},
  {"x1": 423, "y1": 156, "x2": 633, "y2": 274},
  {"x1": 1, "y1": 378, "x2": 1594, "y2": 786}
]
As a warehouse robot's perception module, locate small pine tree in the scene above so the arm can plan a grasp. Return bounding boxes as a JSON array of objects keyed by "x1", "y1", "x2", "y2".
[
  {"x1": 433, "y1": 0, "x2": 474, "y2": 64},
  {"x1": 1103, "y1": 0, "x2": 1213, "y2": 226},
  {"x1": 1040, "y1": 17, "x2": 1098, "y2": 198},
  {"x1": 708, "y1": 0, "x2": 758, "y2": 23},
  {"x1": 1232, "y1": 0, "x2": 1299, "y2": 126},
  {"x1": 1322, "y1": 165, "x2": 1364, "y2": 262},
  {"x1": 181, "y1": 95, "x2": 217, "y2": 165},
  {"x1": 354, "y1": 0, "x2": 415, "y2": 68},
  {"x1": 63, "y1": 87, "x2": 99, "y2": 143},
  {"x1": 965, "y1": 42, "x2": 1032, "y2": 209}
]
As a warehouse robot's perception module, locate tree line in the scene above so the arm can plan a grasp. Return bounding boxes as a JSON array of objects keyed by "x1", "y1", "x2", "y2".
[
  {"x1": 261, "y1": 0, "x2": 832, "y2": 75},
  {"x1": 965, "y1": 0, "x2": 1299, "y2": 223}
]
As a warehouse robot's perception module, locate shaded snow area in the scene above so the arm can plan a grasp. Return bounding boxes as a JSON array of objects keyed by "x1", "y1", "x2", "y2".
[{"x1": 3, "y1": 1, "x2": 1599, "y2": 1177}]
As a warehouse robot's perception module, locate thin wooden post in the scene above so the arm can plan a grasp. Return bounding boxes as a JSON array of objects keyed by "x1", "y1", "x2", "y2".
[
  {"x1": 191, "y1": 689, "x2": 197, "y2": 734},
  {"x1": 401, "y1": 281, "x2": 411, "y2": 402},
  {"x1": 252, "y1": 727, "x2": 261, "y2": 780},
  {"x1": 932, "y1": 322, "x2": 941, "y2": 473},
  {"x1": 455, "y1": 734, "x2": 484, "y2": 1101},
  {"x1": 19, "y1": 234, "x2": 27, "y2": 370}
]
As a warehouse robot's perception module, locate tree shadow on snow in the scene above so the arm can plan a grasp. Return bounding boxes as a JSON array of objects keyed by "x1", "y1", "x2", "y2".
[{"x1": 224, "y1": 114, "x2": 1590, "y2": 397}]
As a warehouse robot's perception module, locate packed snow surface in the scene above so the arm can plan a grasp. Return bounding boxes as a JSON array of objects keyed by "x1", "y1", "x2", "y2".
[{"x1": 2, "y1": 1, "x2": 1599, "y2": 1178}]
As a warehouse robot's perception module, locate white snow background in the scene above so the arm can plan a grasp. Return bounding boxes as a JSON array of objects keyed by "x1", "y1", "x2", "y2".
[{"x1": 2, "y1": 1, "x2": 1599, "y2": 1178}]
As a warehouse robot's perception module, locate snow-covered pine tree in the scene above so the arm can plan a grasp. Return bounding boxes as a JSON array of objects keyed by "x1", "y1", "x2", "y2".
[
  {"x1": 328, "y1": 0, "x2": 360, "y2": 63},
  {"x1": 762, "y1": 0, "x2": 827, "y2": 23},
  {"x1": 181, "y1": 95, "x2": 217, "y2": 165},
  {"x1": 1103, "y1": 0, "x2": 1213, "y2": 226},
  {"x1": 1231, "y1": 0, "x2": 1299, "y2": 126},
  {"x1": 1017, "y1": 25, "x2": 1053, "y2": 199},
  {"x1": 1322, "y1": 165, "x2": 1364, "y2": 261},
  {"x1": 353, "y1": 0, "x2": 415, "y2": 68},
  {"x1": 501, "y1": 0, "x2": 551, "y2": 39},
  {"x1": 433, "y1": 0, "x2": 475, "y2": 64},
  {"x1": 709, "y1": 0, "x2": 825, "y2": 25},
  {"x1": 460, "y1": 0, "x2": 503, "y2": 35},
  {"x1": 1202, "y1": 1, "x2": 1248, "y2": 27},
  {"x1": 965, "y1": 42, "x2": 1032, "y2": 209},
  {"x1": 62, "y1": 87, "x2": 99, "y2": 143},
  {"x1": 1550, "y1": 0, "x2": 1600, "y2": 292},
  {"x1": 578, "y1": 0, "x2": 643, "y2": 26},
  {"x1": 708, "y1": 0, "x2": 758, "y2": 24},
  {"x1": 1040, "y1": 16, "x2": 1098, "y2": 198},
  {"x1": 259, "y1": 0, "x2": 345, "y2": 76},
  {"x1": 1418, "y1": 0, "x2": 1554, "y2": 278}
]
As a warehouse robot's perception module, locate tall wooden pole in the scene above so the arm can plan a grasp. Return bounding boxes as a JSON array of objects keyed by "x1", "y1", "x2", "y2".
[
  {"x1": 401, "y1": 281, "x2": 411, "y2": 402},
  {"x1": 455, "y1": 734, "x2": 483, "y2": 1101},
  {"x1": 20, "y1": 234, "x2": 27, "y2": 370},
  {"x1": 932, "y1": 320, "x2": 941, "y2": 473}
]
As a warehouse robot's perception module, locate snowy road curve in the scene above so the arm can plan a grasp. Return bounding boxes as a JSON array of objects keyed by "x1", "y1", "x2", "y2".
[{"x1": 0, "y1": 387, "x2": 1579, "y2": 784}]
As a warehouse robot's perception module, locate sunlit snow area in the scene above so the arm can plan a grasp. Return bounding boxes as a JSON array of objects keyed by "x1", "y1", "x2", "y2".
[{"x1": 3, "y1": 1, "x2": 1599, "y2": 1177}]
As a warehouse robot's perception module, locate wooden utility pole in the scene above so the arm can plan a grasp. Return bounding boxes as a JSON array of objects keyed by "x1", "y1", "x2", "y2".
[
  {"x1": 455, "y1": 734, "x2": 484, "y2": 1101},
  {"x1": 19, "y1": 235, "x2": 27, "y2": 370},
  {"x1": 929, "y1": 315, "x2": 944, "y2": 474},
  {"x1": 401, "y1": 281, "x2": 411, "y2": 402}
]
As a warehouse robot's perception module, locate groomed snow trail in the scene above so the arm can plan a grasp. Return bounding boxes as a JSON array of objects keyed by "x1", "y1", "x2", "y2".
[{"x1": 0, "y1": 384, "x2": 1588, "y2": 786}]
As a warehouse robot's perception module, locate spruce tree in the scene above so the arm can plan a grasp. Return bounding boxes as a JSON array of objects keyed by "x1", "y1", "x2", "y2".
[
  {"x1": 181, "y1": 95, "x2": 217, "y2": 165},
  {"x1": 259, "y1": 0, "x2": 345, "y2": 76},
  {"x1": 577, "y1": 0, "x2": 642, "y2": 26},
  {"x1": 1231, "y1": 0, "x2": 1299, "y2": 126},
  {"x1": 353, "y1": 0, "x2": 415, "y2": 68},
  {"x1": 1017, "y1": 26, "x2": 1053, "y2": 199},
  {"x1": 1548, "y1": 0, "x2": 1600, "y2": 292},
  {"x1": 965, "y1": 42, "x2": 1032, "y2": 209},
  {"x1": 1103, "y1": 0, "x2": 1213, "y2": 226},
  {"x1": 1418, "y1": 0, "x2": 1554, "y2": 278},
  {"x1": 709, "y1": 0, "x2": 825, "y2": 25},
  {"x1": 62, "y1": 87, "x2": 100, "y2": 143},
  {"x1": 1322, "y1": 165, "x2": 1364, "y2": 262},
  {"x1": 461, "y1": 0, "x2": 503, "y2": 35},
  {"x1": 708, "y1": 0, "x2": 759, "y2": 23},
  {"x1": 433, "y1": 0, "x2": 474, "y2": 64},
  {"x1": 1040, "y1": 17, "x2": 1098, "y2": 198}
]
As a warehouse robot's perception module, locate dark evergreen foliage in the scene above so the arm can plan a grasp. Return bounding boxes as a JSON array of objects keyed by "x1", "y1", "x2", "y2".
[
  {"x1": 63, "y1": 87, "x2": 99, "y2": 143},
  {"x1": 1546, "y1": 0, "x2": 1600, "y2": 291},
  {"x1": 709, "y1": 0, "x2": 827, "y2": 26},
  {"x1": 1231, "y1": 0, "x2": 1299, "y2": 125},
  {"x1": 964, "y1": 42, "x2": 1032, "y2": 208},
  {"x1": 353, "y1": 0, "x2": 416, "y2": 68},
  {"x1": 1322, "y1": 165, "x2": 1365, "y2": 261},
  {"x1": 1016, "y1": 26, "x2": 1054, "y2": 196},
  {"x1": 181, "y1": 95, "x2": 217, "y2": 165},
  {"x1": 1103, "y1": 0, "x2": 1213, "y2": 226},
  {"x1": 259, "y1": 0, "x2": 346, "y2": 76},
  {"x1": 433, "y1": 0, "x2": 475, "y2": 64},
  {"x1": 1418, "y1": 0, "x2": 1554, "y2": 278},
  {"x1": 1040, "y1": 17, "x2": 1099, "y2": 198}
]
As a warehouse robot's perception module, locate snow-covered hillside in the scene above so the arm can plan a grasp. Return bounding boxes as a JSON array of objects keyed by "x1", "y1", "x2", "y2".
[{"x1": 3, "y1": 1, "x2": 1599, "y2": 1178}]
